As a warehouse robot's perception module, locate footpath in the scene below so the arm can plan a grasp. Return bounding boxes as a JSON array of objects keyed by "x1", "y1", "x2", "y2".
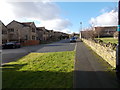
[{"x1": 74, "y1": 41, "x2": 120, "y2": 88}]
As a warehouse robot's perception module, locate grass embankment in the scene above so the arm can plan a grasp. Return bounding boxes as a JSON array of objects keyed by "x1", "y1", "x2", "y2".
[
  {"x1": 2, "y1": 51, "x2": 75, "y2": 88},
  {"x1": 97, "y1": 38, "x2": 118, "y2": 44}
]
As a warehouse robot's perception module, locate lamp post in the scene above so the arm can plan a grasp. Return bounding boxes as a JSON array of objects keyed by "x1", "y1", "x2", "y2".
[
  {"x1": 116, "y1": 0, "x2": 120, "y2": 80},
  {"x1": 79, "y1": 22, "x2": 82, "y2": 39}
]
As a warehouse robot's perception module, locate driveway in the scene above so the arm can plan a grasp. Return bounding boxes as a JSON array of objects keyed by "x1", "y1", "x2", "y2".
[{"x1": 2, "y1": 39, "x2": 76, "y2": 64}]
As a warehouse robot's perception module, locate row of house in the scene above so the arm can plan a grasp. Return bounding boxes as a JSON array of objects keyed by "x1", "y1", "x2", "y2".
[
  {"x1": 1, "y1": 20, "x2": 69, "y2": 46},
  {"x1": 80, "y1": 26, "x2": 117, "y2": 38},
  {"x1": 93, "y1": 26, "x2": 117, "y2": 37}
]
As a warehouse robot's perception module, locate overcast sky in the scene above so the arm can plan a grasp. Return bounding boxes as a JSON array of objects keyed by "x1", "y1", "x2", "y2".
[{"x1": 0, "y1": 0, "x2": 118, "y2": 33}]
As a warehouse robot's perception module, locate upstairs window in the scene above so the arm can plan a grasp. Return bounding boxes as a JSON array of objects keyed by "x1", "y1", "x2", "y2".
[
  {"x1": 2, "y1": 30, "x2": 7, "y2": 34},
  {"x1": 8, "y1": 28, "x2": 14, "y2": 32},
  {"x1": 32, "y1": 28, "x2": 35, "y2": 32}
]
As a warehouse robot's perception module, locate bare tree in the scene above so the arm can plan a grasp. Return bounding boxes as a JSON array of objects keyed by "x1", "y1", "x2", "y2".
[
  {"x1": 114, "y1": 31, "x2": 118, "y2": 38},
  {"x1": 94, "y1": 27, "x2": 104, "y2": 38}
]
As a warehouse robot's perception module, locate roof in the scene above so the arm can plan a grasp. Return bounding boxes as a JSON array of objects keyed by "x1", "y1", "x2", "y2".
[
  {"x1": 0, "y1": 21, "x2": 7, "y2": 28},
  {"x1": 7, "y1": 20, "x2": 34, "y2": 27},
  {"x1": 36, "y1": 27, "x2": 46, "y2": 31},
  {"x1": 20, "y1": 22, "x2": 33, "y2": 27}
]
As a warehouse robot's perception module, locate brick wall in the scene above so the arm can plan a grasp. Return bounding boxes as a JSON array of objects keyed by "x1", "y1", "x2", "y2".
[{"x1": 21, "y1": 40, "x2": 40, "y2": 46}]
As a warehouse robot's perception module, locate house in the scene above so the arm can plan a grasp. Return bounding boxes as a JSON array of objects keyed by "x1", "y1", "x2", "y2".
[
  {"x1": 1, "y1": 22, "x2": 8, "y2": 44},
  {"x1": 6, "y1": 20, "x2": 39, "y2": 46},
  {"x1": 93, "y1": 26, "x2": 117, "y2": 37},
  {"x1": 21, "y1": 22, "x2": 37, "y2": 41},
  {"x1": 6, "y1": 20, "x2": 37, "y2": 42},
  {"x1": 62, "y1": 33, "x2": 70, "y2": 39},
  {"x1": 36, "y1": 27, "x2": 44, "y2": 41},
  {"x1": 53, "y1": 31, "x2": 63, "y2": 40},
  {"x1": 36, "y1": 27, "x2": 50, "y2": 41}
]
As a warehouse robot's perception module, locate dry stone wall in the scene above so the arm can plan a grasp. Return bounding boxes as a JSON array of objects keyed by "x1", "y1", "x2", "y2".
[{"x1": 83, "y1": 39, "x2": 116, "y2": 68}]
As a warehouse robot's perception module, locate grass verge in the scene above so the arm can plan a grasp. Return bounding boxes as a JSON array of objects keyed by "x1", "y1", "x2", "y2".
[
  {"x1": 2, "y1": 51, "x2": 75, "y2": 88},
  {"x1": 96, "y1": 37, "x2": 118, "y2": 44}
]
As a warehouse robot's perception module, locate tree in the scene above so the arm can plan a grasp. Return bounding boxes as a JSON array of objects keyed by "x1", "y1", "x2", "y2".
[
  {"x1": 114, "y1": 31, "x2": 118, "y2": 38},
  {"x1": 94, "y1": 27, "x2": 104, "y2": 38}
]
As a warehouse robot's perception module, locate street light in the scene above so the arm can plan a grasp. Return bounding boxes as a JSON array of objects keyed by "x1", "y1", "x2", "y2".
[
  {"x1": 79, "y1": 22, "x2": 82, "y2": 39},
  {"x1": 116, "y1": 0, "x2": 120, "y2": 80}
]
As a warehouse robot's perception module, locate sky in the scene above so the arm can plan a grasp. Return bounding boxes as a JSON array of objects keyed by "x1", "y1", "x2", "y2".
[{"x1": 0, "y1": 0, "x2": 118, "y2": 34}]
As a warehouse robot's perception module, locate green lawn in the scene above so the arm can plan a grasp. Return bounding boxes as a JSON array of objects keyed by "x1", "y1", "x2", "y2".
[
  {"x1": 2, "y1": 51, "x2": 75, "y2": 88},
  {"x1": 97, "y1": 38, "x2": 118, "y2": 44}
]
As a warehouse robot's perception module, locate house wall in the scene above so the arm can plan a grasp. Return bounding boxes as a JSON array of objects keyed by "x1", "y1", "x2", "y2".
[
  {"x1": 7, "y1": 21, "x2": 37, "y2": 42},
  {"x1": 36, "y1": 28, "x2": 44, "y2": 41},
  {"x1": 21, "y1": 27, "x2": 30, "y2": 41},
  {"x1": 29, "y1": 23, "x2": 37, "y2": 40},
  {"x1": 2, "y1": 23, "x2": 8, "y2": 43},
  {"x1": 7, "y1": 21, "x2": 23, "y2": 41},
  {"x1": 94, "y1": 26, "x2": 117, "y2": 37}
]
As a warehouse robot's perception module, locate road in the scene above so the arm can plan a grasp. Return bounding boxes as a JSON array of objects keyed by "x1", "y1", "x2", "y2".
[{"x1": 2, "y1": 39, "x2": 76, "y2": 64}]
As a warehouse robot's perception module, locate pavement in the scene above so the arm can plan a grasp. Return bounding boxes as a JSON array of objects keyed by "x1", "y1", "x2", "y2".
[
  {"x1": 2, "y1": 39, "x2": 76, "y2": 64},
  {"x1": 74, "y1": 40, "x2": 120, "y2": 88}
]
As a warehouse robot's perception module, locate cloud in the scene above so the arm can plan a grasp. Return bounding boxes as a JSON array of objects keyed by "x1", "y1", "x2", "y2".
[
  {"x1": 39, "y1": 18, "x2": 72, "y2": 29},
  {"x1": 0, "y1": 0, "x2": 72, "y2": 34},
  {"x1": 89, "y1": 10, "x2": 118, "y2": 27},
  {"x1": 8, "y1": 2, "x2": 60, "y2": 21}
]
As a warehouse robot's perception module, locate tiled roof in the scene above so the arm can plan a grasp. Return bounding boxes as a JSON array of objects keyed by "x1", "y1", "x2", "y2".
[
  {"x1": 36, "y1": 27, "x2": 44, "y2": 31},
  {"x1": 20, "y1": 22, "x2": 33, "y2": 27},
  {"x1": 7, "y1": 20, "x2": 34, "y2": 27}
]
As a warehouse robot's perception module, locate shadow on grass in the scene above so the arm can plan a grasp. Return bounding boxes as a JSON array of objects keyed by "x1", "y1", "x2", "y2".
[
  {"x1": 2, "y1": 63, "x2": 73, "y2": 88},
  {"x1": 2, "y1": 63, "x2": 120, "y2": 88}
]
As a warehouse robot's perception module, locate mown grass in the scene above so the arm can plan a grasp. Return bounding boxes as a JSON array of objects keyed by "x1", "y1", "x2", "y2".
[
  {"x1": 2, "y1": 51, "x2": 75, "y2": 88},
  {"x1": 96, "y1": 37, "x2": 118, "y2": 44}
]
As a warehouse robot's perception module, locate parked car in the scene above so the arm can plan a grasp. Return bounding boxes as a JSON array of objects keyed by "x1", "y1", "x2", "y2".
[
  {"x1": 2, "y1": 41, "x2": 21, "y2": 49},
  {"x1": 70, "y1": 37, "x2": 76, "y2": 42}
]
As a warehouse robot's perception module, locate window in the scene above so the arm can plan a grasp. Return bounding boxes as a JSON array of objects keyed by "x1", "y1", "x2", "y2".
[
  {"x1": 2, "y1": 30, "x2": 7, "y2": 34},
  {"x1": 25, "y1": 35, "x2": 28, "y2": 40},
  {"x1": 32, "y1": 28, "x2": 35, "y2": 32},
  {"x1": 8, "y1": 28, "x2": 14, "y2": 32},
  {"x1": 36, "y1": 37, "x2": 39, "y2": 40},
  {"x1": 32, "y1": 35, "x2": 36, "y2": 40}
]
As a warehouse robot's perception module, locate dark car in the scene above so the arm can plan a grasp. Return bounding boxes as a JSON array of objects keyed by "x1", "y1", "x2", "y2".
[
  {"x1": 70, "y1": 37, "x2": 76, "y2": 42},
  {"x1": 2, "y1": 42, "x2": 21, "y2": 49}
]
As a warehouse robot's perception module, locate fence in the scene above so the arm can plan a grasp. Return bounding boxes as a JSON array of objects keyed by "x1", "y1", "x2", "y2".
[{"x1": 21, "y1": 40, "x2": 40, "y2": 46}]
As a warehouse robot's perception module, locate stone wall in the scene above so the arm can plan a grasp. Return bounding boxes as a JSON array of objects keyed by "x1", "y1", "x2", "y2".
[{"x1": 82, "y1": 39, "x2": 116, "y2": 68}]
